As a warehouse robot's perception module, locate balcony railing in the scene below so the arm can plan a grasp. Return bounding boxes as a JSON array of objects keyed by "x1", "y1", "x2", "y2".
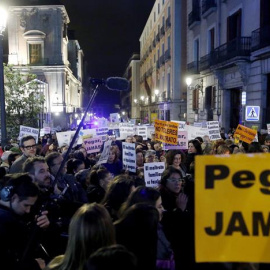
[
  {"x1": 211, "y1": 37, "x2": 251, "y2": 65},
  {"x1": 251, "y1": 25, "x2": 270, "y2": 51},
  {"x1": 188, "y1": 7, "x2": 201, "y2": 28},
  {"x1": 29, "y1": 58, "x2": 49, "y2": 65},
  {"x1": 159, "y1": 55, "x2": 165, "y2": 66},
  {"x1": 187, "y1": 61, "x2": 200, "y2": 74},
  {"x1": 202, "y1": 0, "x2": 217, "y2": 17},
  {"x1": 165, "y1": 49, "x2": 171, "y2": 61},
  {"x1": 156, "y1": 33, "x2": 160, "y2": 43},
  {"x1": 166, "y1": 16, "x2": 171, "y2": 29},
  {"x1": 199, "y1": 53, "x2": 212, "y2": 71},
  {"x1": 199, "y1": 37, "x2": 251, "y2": 71},
  {"x1": 160, "y1": 25, "x2": 165, "y2": 36}
]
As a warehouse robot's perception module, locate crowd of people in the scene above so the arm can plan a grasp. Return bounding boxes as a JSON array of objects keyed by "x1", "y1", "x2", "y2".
[{"x1": 0, "y1": 129, "x2": 270, "y2": 270}]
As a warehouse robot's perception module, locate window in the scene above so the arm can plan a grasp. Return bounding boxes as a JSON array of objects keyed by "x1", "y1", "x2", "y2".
[
  {"x1": 208, "y1": 27, "x2": 215, "y2": 53},
  {"x1": 205, "y1": 86, "x2": 216, "y2": 110},
  {"x1": 29, "y1": 44, "x2": 42, "y2": 64},
  {"x1": 227, "y1": 9, "x2": 242, "y2": 41},
  {"x1": 192, "y1": 89, "x2": 199, "y2": 111},
  {"x1": 23, "y1": 30, "x2": 45, "y2": 65}
]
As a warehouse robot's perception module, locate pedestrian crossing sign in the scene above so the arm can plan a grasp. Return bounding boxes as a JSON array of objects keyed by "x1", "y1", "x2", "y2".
[{"x1": 245, "y1": 106, "x2": 260, "y2": 121}]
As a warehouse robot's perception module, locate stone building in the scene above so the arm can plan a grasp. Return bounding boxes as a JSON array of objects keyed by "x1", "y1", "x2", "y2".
[
  {"x1": 7, "y1": 5, "x2": 84, "y2": 129},
  {"x1": 186, "y1": 0, "x2": 270, "y2": 131},
  {"x1": 138, "y1": 0, "x2": 187, "y2": 124}
]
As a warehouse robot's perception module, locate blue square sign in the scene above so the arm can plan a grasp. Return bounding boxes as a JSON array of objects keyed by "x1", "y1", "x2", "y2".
[{"x1": 245, "y1": 106, "x2": 260, "y2": 121}]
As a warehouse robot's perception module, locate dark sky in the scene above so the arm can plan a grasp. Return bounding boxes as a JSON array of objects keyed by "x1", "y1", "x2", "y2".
[
  {"x1": 2, "y1": 0, "x2": 155, "y2": 115},
  {"x1": 3, "y1": 0, "x2": 155, "y2": 78}
]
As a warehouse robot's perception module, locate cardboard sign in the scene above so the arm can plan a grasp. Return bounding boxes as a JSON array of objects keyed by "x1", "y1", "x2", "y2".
[
  {"x1": 122, "y1": 142, "x2": 136, "y2": 173},
  {"x1": 163, "y1": 131, "x2": 188, "y2": 150},
  {"x1": 119, "y1": 123, "x2": 135, "y2": 140},
  {"x1": 83, "y1": 136, "x2": 103, "y2": 154},
  {"x1": 19, "y1": 125, "x2": 39, "y2": 143},
  {"x1": 195, "y1": 154, "x2": 270, "y2": 263},
  {"x1": 186, "y1": 125, "x2": 210, "y2": 141},
  {"x1": 96, "y1": 140, "x2": 112, "y2": 165},
  {"x1": 154, "y1": 120, "x2": 179, "y2": 145},
  {"x1": 234, "y1": 124, "x2": 257, "y2": 144},
  {"x1": 144, "y1": 162, "x2": 165, "y2": 188},
  {"x1": 207, "y1": 121, "x2": 221, "y2": 141},
  {"x1": 136, "y1": 126, "x2": 148, "y2": 140},
  {"x1": 267, "y1": 124, "x2": 270, "y2": 135}
]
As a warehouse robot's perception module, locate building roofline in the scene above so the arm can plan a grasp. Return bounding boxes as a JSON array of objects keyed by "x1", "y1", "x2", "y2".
[{"x1": 8, "y1": 5, "x2": 70, "y2": 24}]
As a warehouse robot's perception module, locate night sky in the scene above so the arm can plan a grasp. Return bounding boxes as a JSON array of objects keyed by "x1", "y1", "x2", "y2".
[{"x1": 2, "y1": 0, "x2": 155, "y2": 115}]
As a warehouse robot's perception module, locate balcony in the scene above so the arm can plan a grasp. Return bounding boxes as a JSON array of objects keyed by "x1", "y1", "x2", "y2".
[
  {"x1": 160, "y1": 25, "x2": 165, "y2": 37},
  {"x1": 152, "y1": 39, "x2": 156, "y2": 48},
  {"x1": 187, "y1": 61, "x2": 200, "y2": 74},
  {"x1": 166, "y1": 16, "x2": 171, "y2": 29},
  {"x1": 188, "y1": 7, "x2": 201, "y2": 28},
  {"x1": 165, "y1": 49, "x2": 171, "y2": 61},
  {"x1": 202, "y1": 0, "x2": 217, "y2": 18},
  {"x1": 211, "y1": 37, "x2": 251, "y2": 66},
  {"x1": 156, "y1": 33, "x2": 160, "y2": 43},
  {"x1": 251, "y1": 25, "x2": 270, "y2": 52},
  {"x1": 29, "y1": 58, "x2": 49, "y2": 65},
  {"x1": 159, "y1": 55, "x2": 165, "y2": 66},
  {"x1": 199, "y1": 53, "x2": 212, "y2": 71}
]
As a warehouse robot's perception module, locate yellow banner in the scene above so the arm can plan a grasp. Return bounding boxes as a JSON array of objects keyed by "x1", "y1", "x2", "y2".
[
  {"x1": 154, "y1": 119, "x2": 179, "y2": 145},
  {"x1": 195, "y1": 154, "x2": 270, "y2": 263},
  {"x1": 234, "y1": 124, "x2": 257, "y2": 144}
]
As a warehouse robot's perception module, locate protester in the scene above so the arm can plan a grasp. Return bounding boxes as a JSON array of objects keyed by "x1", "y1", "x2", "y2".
[
  {"x1": 0, "y1": 173, "x2": 49, "y2": 270},
  {"x1": 45, "y1": 203, "x2": 116, "y2": 270},
  {"x1": 114, "y1": 203, "x2": 159, "y2": 270},
  {"x1": 102, "y1": 174, "x2": 135, "y2": 221},
  {"x1": 119, "y1": 186, "x2": 175, "y2": 270},
  {"x1": 103, "y1": 146, "x2": 123, "y2": 177},
  {"x1": 87, "y1": 165, "x2": 113, "y2": 203},
  {"x1": 9, "y1": 135, "x2": 38, "y2": 173}
]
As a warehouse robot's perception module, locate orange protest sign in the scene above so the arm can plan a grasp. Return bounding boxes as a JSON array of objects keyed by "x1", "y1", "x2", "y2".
[
  {"x1": 233, "y1": 124, "x2": 257, "y2": 144},
  {"x1": 154, "y1": 119, "x2": 179, "y2": 145}
]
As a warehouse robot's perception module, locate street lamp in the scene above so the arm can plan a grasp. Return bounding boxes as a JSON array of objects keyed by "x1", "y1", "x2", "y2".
[{"x1": 0, "y1": 7, "x2": 8, "y2": 148}]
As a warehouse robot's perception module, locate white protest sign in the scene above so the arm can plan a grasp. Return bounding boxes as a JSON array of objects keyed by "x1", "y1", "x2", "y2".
[
  {"x1": 172, "y1": 120, "x2": 186, "y2": 130},
  {"x1": 110, "y1": 113, "x2": 120, "y2": 123},
  {"x1": 19, "y1": 125, "x2": 39, "y2": 143},
  {"x1": 207, "y1": 121, "x2": 221, "y2": 141},
  {"x1": 56, "y1": 130, "x2": 73, "y2": 147},
  {"x1": 267, "y1": 124, "x2": 270, "y2": 135},
  {"x1": 96, "y1": 127, "x2": 109, "y2": 141},
  {"x1": 136, "y1": 126, "x2": 148, "y2": 140},
  {"x1": 122, "y1": 142, "x2": 136, "y2": 173},
  {"x1": 186, "y1": 125, "x2": 209, "y2": 140},
  {"x1": 119, "y1": 123, "x2": 135, "y2": 140},
  {"x1": 144, "y1": 162, "x2": 165, "y2": 188},
  {"x1": 83, "y1": 136, "x2": 103, "y2": 154},
  {"x1": 97, "y1": 140, "x2": 113, "y2": 165},
  {"x1": 163, "y1": 131, "x2": 188, "y2": 150},
  {"x1": 147, "y1": 126, "x2": 155, "y2": 139}
]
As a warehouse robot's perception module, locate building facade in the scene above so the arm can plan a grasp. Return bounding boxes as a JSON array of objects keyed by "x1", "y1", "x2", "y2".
[
  {"x1": 186, "y1": 0, "x2": 270, "y2": 131},
  {"x1": 7, "y1": 5, "x2": 84, "y2": 129},
  {"x1": 123, "y1": 53, "x2": 140, "y2": 121},
  {"x1": 139, "y1": 0, "x2": 187, "y2": 124}
]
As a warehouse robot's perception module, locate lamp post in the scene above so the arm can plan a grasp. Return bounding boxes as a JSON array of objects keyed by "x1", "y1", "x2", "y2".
[{"x1": 0, "y1": 7, "x2": 7, "y2": 149}]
